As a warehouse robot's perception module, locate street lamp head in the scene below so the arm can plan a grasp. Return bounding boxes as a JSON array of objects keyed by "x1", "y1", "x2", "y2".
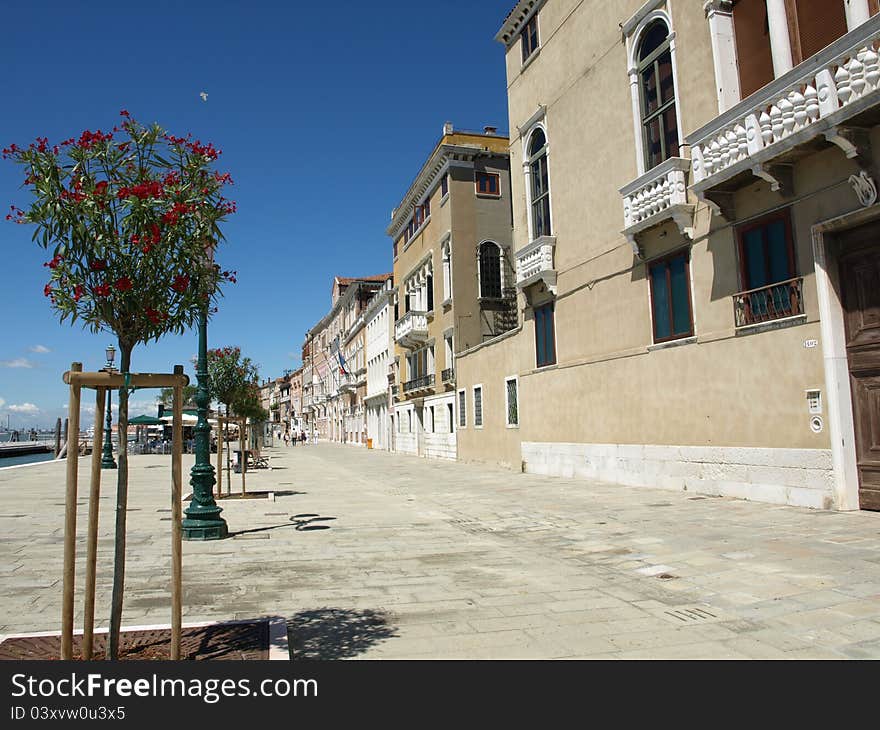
[{"x1": 105, "y1": 344, "x2": 116, "y2": 369}]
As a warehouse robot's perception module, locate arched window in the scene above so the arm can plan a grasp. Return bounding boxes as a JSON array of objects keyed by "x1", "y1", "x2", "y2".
[
  {"x1": 637, "y1": 20, "x2": 679, "y2": 171},
  {"x1": 479, "y1": 241, "x2": 502, "y2": 299},
  {"x1": 526, "y1": 128, "x2": 551, "y2": 239}
]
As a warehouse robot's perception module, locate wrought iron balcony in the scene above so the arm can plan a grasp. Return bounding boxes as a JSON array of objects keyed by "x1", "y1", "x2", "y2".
[
  {"x1": 620, "y1": 157, "x2": 694, "y2": 253},
  {"x1": 394, "y1": 310, "x2": 429, "y2": 349},
  {"x1": 733, "y1": 277, "x2": 804, "y2": 328},
  {"x1": 441, "y1": 367, "x2": 455, "y2": 384},
  {"x1": 403, "y1": 373, "x2": 435, "y2": 393},
  {"x1": 515, "y1": 235, "x2": 556, "y2": 293},
  {"x1": 688, "y1": 18, "x2": 880, "y2": 214}
]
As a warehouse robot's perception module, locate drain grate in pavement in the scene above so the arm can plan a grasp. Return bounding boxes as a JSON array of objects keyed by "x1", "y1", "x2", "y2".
[{"x1": 659, "y1": 605, "x2": 722, "y2": 625}]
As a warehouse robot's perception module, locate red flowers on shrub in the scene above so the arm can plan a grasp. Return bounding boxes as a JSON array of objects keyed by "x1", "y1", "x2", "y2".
[
  {"x1": 94, "y1": 283, "x2": 111, "y2": 297},
  {"x1": 115, "y1": 277, "x2": 133, "y2": 293},
  {"x1": 44, "y1": 254, "x2": 63, "y2": 269},
  {"x1": 171, "y1": 274, "x2": 190, "y2": 293},
  {"x1": 73, "y1": 285, "x2": 84, "y2": 302},
  {"x1": 43, "y1": 283, "x2": 53, "y2": 297},
  {"x1": 90, "y1": 259, "x2": 107, "y2": 271}
]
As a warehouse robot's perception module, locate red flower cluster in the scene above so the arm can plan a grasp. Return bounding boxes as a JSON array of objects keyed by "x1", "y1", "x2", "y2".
[
  {"x1": 94, "y1": 283, "x2": 111, "y2": 297},
  {"x1": 5, "y1": 204, "x2": 25, "y2": 222},
  {"x1": 76, "y1": 129, "x2": 113, "y2": 150},
  {"x1": 1, "y1": 143, "x2": 20, "y2": 159},
  {"x1": 90, "y1": 259, "x2": 107, "y2": 271},
  {"x1": 43, "y1": 283, "x2": 53, "y2": 297},
  {"x1": 171, "y1": 274, "x2": 190, "y2": 293},
  {"x1": 44, "y1": 253, "x2": 63, "y2": 269},
  {"x1": 114, "y1": 277, "x2": 133, "y2": 292},
  {"x1": 117, "y1": 180, "x2": 163, "y2": 200},
  {"x1": 93, "y1": 181, "x2": 109, "y2": 196},
  {"x1": 219, "y1": 198, "x2": 237, "y2": 215},
  {"x1": 211, "y1": 347, "x2": 240, "y2": 357},
  {"x1": 164, "y1": 134, "x2": 220, "y2": 161},
  {"x1": 145, "y1": 307, "x2": 167, "y2": 325},
  {"x1": 221, "y1": 269, "x2": 237, "y2": 284},
  {"x1": 161, "y1": 201, "x2": 193, "y2": 226},
  {"x1": 73, "y1": 285, "x2": 84, "y2": 302},
  {"x1": 59, "y1": 177, "x2": 85, "y2": 203},
  {"x1": 214, "y1": 171, "x2": 233, "y2": 185}
]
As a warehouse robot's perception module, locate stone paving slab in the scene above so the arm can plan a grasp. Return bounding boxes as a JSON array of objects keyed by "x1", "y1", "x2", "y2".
[{"x1": 1, "y1": 443, "x2": 879, "y2": 659}]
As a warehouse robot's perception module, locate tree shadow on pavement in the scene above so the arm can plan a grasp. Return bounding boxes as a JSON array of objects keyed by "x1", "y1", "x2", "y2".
[{"x1": 287, "y1": 608, "x2": 398, "y2": 660}]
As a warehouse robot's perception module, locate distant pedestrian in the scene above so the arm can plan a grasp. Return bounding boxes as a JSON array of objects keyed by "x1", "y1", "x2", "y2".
[
  {"x1": 291, "y1": 430, "x2": 297, "y2": 447},
  {"x1": 283, "y1": 432, "x2": 289, "y2": 447}
]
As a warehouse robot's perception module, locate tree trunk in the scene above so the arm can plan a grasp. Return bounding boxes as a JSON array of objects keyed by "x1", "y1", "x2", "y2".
[{"x1": 108, "y1": 342, "x2": 132, "y2": 660}]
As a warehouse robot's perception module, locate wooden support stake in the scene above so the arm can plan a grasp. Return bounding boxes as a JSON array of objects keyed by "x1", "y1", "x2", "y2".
[
  {"x1": 61, "y1": 362, "x2": 82, "y2": 660},
  {"x1": 82, "y1": 387, "x2": 106, "y2": 660},
  {"x1": 171, "y1": 366, "x2": 183, "y2": 660},
  {"x1": 240, "y1": 417, "x2": 247, "y2": 496}
]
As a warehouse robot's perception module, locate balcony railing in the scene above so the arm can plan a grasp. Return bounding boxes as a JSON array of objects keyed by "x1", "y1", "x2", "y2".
[
  {"x1": 688, "y1": 18, "x2": 880, "y2": 200},
  {"x1": 620, "y1": 157, "x2": 693, "y2": 248},
  {"x1": 403, "y1": 373, "x2": 435, "y2": 393},
  {"x1": 733, "y1": 277, "x2": 804, "y2": 328},
  {"x1": 441, "y1": 367, "x2": 455, "y2": 384},
  {"x1": 395, "y1": 310, "x2": 429, "y2": 348},
  {"x1": 515, "y1": 235, "x2": 556, "y2": 293}
]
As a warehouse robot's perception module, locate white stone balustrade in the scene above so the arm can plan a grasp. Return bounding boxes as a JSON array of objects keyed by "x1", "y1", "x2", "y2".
[
  {"x1": 394, "y1": 311, "x2": 428, "y2": 348},
  {"x1": 515, "y1": 236, "x2": 556, "y2": 293},
  {"x1": 689, "y1": 17, "x2": 880, "y2": 192},
  {"x1": 620, "y1": 157, "x2": 693, "y2": 246}
]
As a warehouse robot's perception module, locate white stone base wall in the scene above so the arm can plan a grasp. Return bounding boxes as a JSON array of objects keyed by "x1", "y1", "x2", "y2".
[
  {"x1": 424, "y1": 432, "x2": 456, "y2": 460},
  {"x1": 394, "y1": 430, "x2": 417, "y2": 456},
  {"x1": 521, "y1": 442, "x2": 835, "y2": 510}
]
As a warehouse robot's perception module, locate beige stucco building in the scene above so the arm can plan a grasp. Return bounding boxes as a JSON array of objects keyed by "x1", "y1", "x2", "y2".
[
  {"x1": 455, "y1": 0, "x2": 880, "y2": 511},
  {"x1": 388, "y1": 124, "x2": 517, "y2": 460}
]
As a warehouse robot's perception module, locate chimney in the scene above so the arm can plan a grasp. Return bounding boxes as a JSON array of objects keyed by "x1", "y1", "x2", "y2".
[
  {"x1": 443, "y1": 121, "x2": 454, "y2": 135},
  {"x1": 484, "y1": 125, "x2": 498, "y2": 135}
]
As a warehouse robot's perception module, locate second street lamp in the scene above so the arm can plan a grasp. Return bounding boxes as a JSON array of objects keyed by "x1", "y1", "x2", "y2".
[{"x1": 101, "y1": 344, "x2": 118, "y2": 470}]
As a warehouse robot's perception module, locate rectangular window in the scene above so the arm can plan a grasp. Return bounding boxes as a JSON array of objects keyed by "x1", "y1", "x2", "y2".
[
  {"x1": 521, "y1": 14, "x2": 539, "y2": 64},
  {"x1": 448, "y1": 402, "x2": 454, "y2": 433},
  {"x1": 736, "y1": 211, "x2": 795, "y2": 291},
  {"x1": 427, "y1": 274, "x2": 434, "y2": 311},
  {"x1": 734, "y1": 211, "x2": 800, "y2": 326},
  {"x1": 506, "y1": 377, "x2": 518, "y2": 427},
  {"x1": 648, "y1": 250, "x2": 694, "y2": 343},
  {"x1": 475, "y1": 171, "x2": 500, "y2": 197},
  {"x1": 422, "y1": 198, "x2": 430, "y2": 219},
  {"x1": 441, "y1": 173, "x2": 448, "y2": 198},
  {"x1": 408, "y1": 410, "x2": 412, "y2": 433},
  {"x1": 458, "y1": 389, "x2": 466, "y2": 428},
  {"x1": 428, "y1": 405, "x2": 435, "y2": 433},
  {"x1": 534, "y1": 302, "x2": 556, "y2": 367},
  {"x1": 473, "y1": 386, "x2": 483, "y2": 427}
]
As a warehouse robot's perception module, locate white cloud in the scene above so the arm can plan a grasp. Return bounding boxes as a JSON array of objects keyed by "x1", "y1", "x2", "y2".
[
  {"x1": 0, "y1": 358, "x2": 36, "y2": 369},
  {"x1": 8, "y1": 403, "x2": 39, "y2": 414},
  {"x1": 28, "y1": 345, "x2": 50, "y2": 354}
]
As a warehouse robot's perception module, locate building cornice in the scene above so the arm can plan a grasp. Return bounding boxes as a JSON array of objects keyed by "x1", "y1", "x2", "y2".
[
  {"x1": 495, "y1": 0, "x2": 544, "y2": 47},
  {"x1": 386, "y1": 141, "x2": 508, "y2": 240}
]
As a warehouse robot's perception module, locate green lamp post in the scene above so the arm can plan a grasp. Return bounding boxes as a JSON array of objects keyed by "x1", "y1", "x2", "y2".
[
  {"x1": 182, "y1": 262, "x2": 228, "y2": 540},
  {"x1": 101, "y1": 344, "x2": 118, "y2": 470}
]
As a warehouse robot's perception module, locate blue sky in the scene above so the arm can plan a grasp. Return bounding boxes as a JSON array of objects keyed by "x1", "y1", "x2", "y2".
[{"x1": 0, "y1": 0, "x2": 512, "y2": 428}]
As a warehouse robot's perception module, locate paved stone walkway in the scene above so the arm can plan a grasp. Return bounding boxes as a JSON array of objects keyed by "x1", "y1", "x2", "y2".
[{"x1": 2, "y1": 443, "x2": 879, "y2": 658}]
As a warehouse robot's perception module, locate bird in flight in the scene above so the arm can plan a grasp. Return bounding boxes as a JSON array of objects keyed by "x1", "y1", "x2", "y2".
[{"x1": 199, "y1": 91, "x2": 208, "y2": 102}]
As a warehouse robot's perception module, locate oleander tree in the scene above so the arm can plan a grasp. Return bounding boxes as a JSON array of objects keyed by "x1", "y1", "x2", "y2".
[
  {"x1": 206, "y1": 346, "x2": 259, "y2": 489},
  {"x1": 3, "y1": 111, "x2": 237, "y2": 659}
]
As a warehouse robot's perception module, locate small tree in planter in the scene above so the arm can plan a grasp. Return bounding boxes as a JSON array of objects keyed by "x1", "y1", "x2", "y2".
[
  {"x1": 206, "y1": 346, "x2": 259, "y2": 490},
  {"x1": 4, "y1": 112, "x2": 236, "y2": 659}
]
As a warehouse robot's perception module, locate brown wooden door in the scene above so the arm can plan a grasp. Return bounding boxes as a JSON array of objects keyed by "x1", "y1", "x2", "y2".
[{"x1": 839, "y1": 225, "x2": 880, "y2": 510}]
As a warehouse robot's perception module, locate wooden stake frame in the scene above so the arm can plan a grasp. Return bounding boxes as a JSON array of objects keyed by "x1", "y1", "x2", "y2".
[{"x1": 60, "y1": 362, "x2": 189, "y2": 660}]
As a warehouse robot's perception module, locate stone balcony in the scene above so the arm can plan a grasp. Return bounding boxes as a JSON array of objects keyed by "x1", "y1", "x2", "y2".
[
  {"x1": 620, "y1": 157, "x2": 694, "y2": 254},
  {"x1": 394, "y1": 311, "x2": 428, "y2": 349},
  {"x1": 515, "y1": 236, "x2": 556, "y2": 294},
  {"x1": 687, "y1": 17, "x2": 880, "y2": 216}
]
